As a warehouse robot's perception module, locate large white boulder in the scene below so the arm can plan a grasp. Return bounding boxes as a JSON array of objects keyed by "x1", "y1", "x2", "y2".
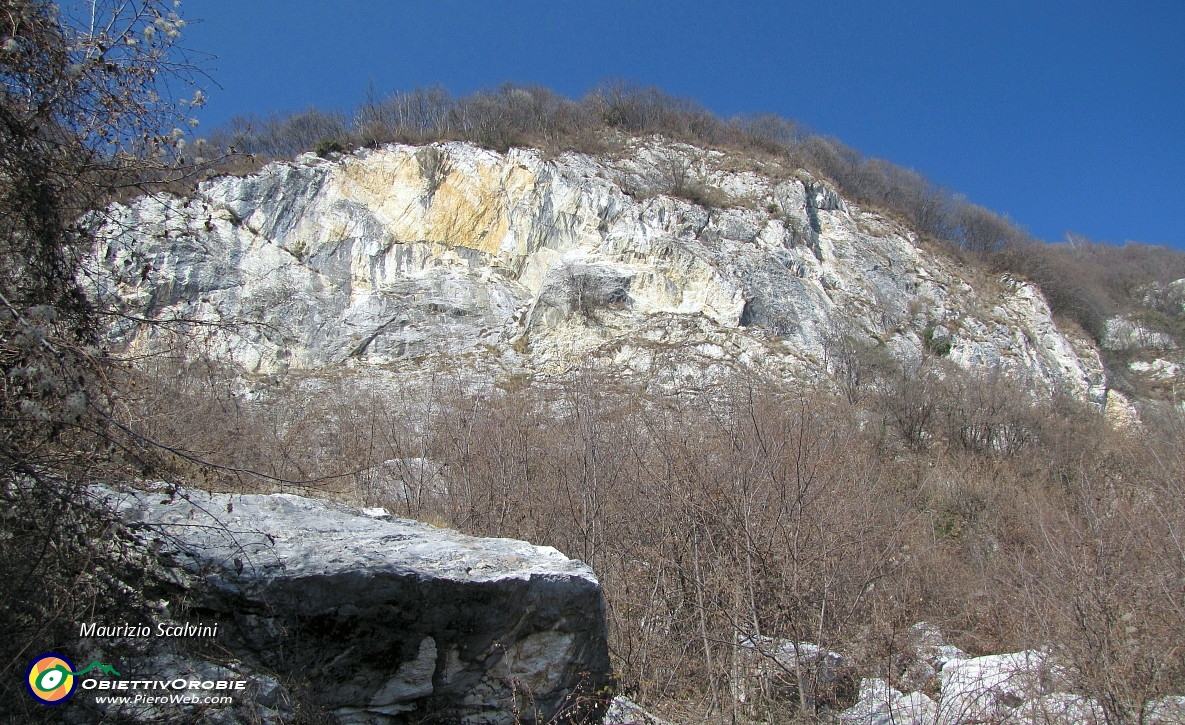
[{"x1": 936, "y1": 650, "x2": 1056, "y2": 725}]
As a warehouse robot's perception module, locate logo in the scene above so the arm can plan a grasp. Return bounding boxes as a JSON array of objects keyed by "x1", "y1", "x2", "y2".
[
  {"x1": 26, "y1": 654, "x2": 120, "y2": 705},
  {"x1": 26, "y1": 653, "x2": 76, "y2": 705}
]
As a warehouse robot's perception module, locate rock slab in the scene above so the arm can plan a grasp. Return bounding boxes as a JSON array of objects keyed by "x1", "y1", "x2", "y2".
[{"x1": 107, "y1": 486, "x2": 611, "y2": 724}]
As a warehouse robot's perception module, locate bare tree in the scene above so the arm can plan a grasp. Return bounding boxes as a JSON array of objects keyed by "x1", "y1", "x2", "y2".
[{"x1": 1, "y1": 1, "x2": 205, "y2": 715}]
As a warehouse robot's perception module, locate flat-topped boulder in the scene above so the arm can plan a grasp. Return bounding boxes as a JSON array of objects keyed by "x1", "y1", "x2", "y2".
[{"x1": 105, "y1": 486, "x2": 611, "y2": 724}]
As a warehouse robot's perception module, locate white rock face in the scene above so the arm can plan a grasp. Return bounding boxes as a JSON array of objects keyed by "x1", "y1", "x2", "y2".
[
  {"x1": 1105, "y1": 317, "x2": 1178, "y2": 352},
  {"x1": 1100, "y1": 309, "x2": 1183, "y2": 407},
  {"x1": 92, "y1": 139, "x2": 1104, "y2": 399},
  {"x1": 1130, "y1": 358, "x2": 1182, "y2": 380}
]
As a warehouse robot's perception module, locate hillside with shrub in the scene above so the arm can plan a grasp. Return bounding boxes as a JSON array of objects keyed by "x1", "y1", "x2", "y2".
[
  {"x1": 82, "y1": 90, "x2": 1185, "y2": 722},
  {"x1": 3, "y1": 11, "x2": 1183, "y2": 718}
]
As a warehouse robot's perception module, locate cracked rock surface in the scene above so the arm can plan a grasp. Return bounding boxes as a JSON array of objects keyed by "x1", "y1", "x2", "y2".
[
  {"x1": 92, "y1": 139, "x2": 1107, "y2": 401},
  {"x1": 106, "y1": 486, "x2": 611, "y2": 724}
]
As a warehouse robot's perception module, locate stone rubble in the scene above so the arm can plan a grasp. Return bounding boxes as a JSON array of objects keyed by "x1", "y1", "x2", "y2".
[{"x1": 834, "y1": 624, "x2": 1185, "y2": 725}]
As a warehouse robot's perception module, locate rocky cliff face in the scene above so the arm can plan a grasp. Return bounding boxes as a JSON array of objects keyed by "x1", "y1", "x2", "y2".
[{"x1": 93, "y1": 138, "x2": 1108, "y2": 402}]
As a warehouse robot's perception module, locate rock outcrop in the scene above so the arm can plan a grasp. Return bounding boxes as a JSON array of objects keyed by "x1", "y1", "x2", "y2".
[
  {"x1": 934, "y1": 650, "x2": 1060, "y2": 725},
  {"x1": 1100, "y1": 281, "x2": 1185, "y2": 413},
  {"x1": 725, "y1": 623, "x2": 1185, "y2": 725},
  {"x1": 602, "y1": 696, "x2": 671, "y2": 725},
  {"x1": 91, "y1": 139, "x2": 1108, "y2": 402},
  {"x1": 101, "y1": 485, "x2": 611, "y2": 724}
]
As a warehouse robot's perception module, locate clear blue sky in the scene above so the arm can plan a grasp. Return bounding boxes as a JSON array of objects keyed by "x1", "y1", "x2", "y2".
[{"x1": 183, "y1": 1, "x2": 1185, "y2": 250}]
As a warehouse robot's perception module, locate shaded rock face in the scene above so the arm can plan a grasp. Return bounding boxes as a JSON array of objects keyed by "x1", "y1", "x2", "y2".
[
  {"x1": 106, "y1": 487, "x2": 611, "y2": 724},
  {"x1": 92, "y1": 139, "x2": 1105, "y2": 400}
]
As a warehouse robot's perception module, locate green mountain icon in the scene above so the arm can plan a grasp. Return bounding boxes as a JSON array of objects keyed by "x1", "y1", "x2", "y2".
[{"x1": 68, "y1": 661, "x2": 121, "y2": 677}]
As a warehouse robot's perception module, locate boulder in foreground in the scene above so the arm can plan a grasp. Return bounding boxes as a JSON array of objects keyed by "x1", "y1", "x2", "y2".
[{"x1": 106, "y1": 486, "x2": 612, "y2": 724}]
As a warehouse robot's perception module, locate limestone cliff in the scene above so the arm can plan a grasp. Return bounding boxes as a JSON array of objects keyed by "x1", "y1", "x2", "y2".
[{"x1": 92, "y1": 138, "x2": 1108, "y2": 401}]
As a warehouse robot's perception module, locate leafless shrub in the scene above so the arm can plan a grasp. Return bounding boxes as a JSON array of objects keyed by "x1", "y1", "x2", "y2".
[
  {"x1": 205, "y1": 107, "x2": 348, "y2": 158},
  {"x1": 1011, "y1": 436, "x2": 1185, "y2": 723},
  {"x1": 877, "y1": 360, "x2": 944, "y2": 451},
  {"x1": 654, "y1": 153, "x2": 730, "y2": 208},
  {"x1": 939, "y1": 367, "x2": 1040, "y2": 456},
  {"x1": 950, "y1": 198, "x2": 1027, "y2": 256},
  {"x1": 0, "y1": 0, "x2": 212, "y2": 716},
  {"x1": 995, "y1": 239, "x2": 1112, "y2": 340},
  {"x1": 820, "y1": 320, "x2": 895, "y2": 405}
]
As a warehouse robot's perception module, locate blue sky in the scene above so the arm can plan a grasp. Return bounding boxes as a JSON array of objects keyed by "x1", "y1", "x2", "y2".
[{"x1": 184, "y1": 1, "x2": 1184, "y2": 250}]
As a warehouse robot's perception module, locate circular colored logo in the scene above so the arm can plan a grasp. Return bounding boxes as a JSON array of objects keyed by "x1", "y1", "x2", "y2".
[{"x1": 26, "y1": 653, "x2": 76, "y2": 705}]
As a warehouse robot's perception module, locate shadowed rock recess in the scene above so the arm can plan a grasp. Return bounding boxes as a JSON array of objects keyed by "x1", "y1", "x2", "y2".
[{"x1": 106, "y1": 487, "x2": 611, "y2": 724}]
